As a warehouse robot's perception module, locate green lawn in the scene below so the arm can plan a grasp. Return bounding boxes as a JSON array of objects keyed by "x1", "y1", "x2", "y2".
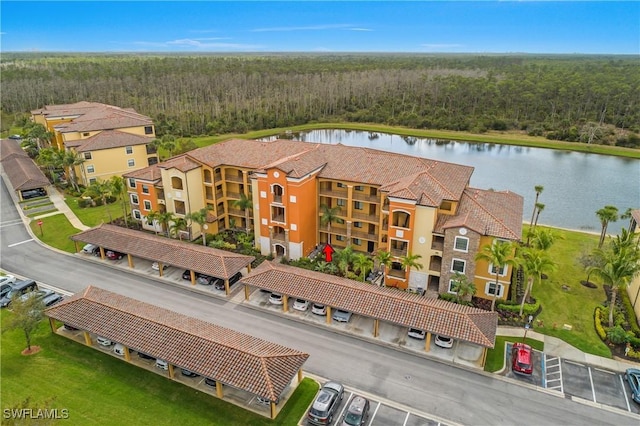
[
  {"x1": 527, "y1": 226, "x2": 612, "y2": 358},
  {"x1": 484, "y1": 336, "x2": 545, "y2": 373},
  {"x1": 28, "y1": 214, "x2": 82, "y2": 253},
  {"x1": 0, "y1": 310, "x2": 318, "y2": 425},
  {"x1": 64, "y1": 195, "x2": 124, "y2": 227}
]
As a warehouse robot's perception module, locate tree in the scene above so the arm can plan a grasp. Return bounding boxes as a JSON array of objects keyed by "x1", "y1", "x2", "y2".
[
  {"x1": 233, "y1": 193, "x2": 253, "y2": 234},
  {"x1": 25, "y1": 123, "x2": 53, "y2": 151},
  {"x1": 145, "y1": 210, "x2": 161, "y2": 235},
  {"x1": 186, "y1": 207, "x2": 212, "y2": 246},
  {"x1": 596, "y1": 205, "x2": 619, "y2": 248},
  {"x1": 374, "y1": 250, "x2": 392, "y2": 276},
  {"x1": 475, "y1": 240, "x2": 516, "y2": 311},
  {"x1": 353, "y1": 253, "x2": 374, "y2": 282},
  {"x1": 3, "y1": 292, "x2": 45, "y2": 352},
  {"x1": 334, "y1": 246, "x2": 354, "y2": 276},
  {"x1": 319, "y1": 204, "x2": 341, "y2": 245},
  {"x1": 156, "y1": 211, "x2": 175, "y2": 237},
  {"x1": 400, "y1": 252, "x2": 423, "y2": 274},
  {"x1": 532, "y1": 203, "x2": 545, "y2": 230},
  {"x1": 620, "y1": 208, "x2": 635, "y2": 232},
  {"x1": 518, "y1": 247, "x2": 556, "y2": 315},
  {"x1": 529, "y1": 227, "x2": 560, "y2": 251},
  {"x1": 169, "y1": 217, "x2": 188, "y2": 240},
  {"x1": 36, "y1": 147, "x2": 61, "y2": 183},
  {"x1": 451, "y1": 272, "x2": 476, "y2": 303},
  {"x1": 82, "y1": 181, "x2": 113, "y2": 221},
  {"x1": 109, "y1": 176, "x2": 129, "y2": 227},
  {"x1": 527, "y1": 185, "x2": 544, "y2": 245},
  {"x1": 59, "y1": 150, "x2": 85, "y2": 192}
]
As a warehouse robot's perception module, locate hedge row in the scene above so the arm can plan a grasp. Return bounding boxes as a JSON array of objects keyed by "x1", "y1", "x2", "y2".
[
  {"x1": 497, "y1": 300, "x2": 540, "y2": 316},
  {"x1": 594, "y1": 307, "x2": 608, "y2": 341}
]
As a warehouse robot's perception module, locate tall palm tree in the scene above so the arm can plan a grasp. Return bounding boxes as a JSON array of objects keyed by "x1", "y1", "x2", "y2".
[
  {"x1": 353, "y1": 253, "x2": 374, "y2": 282},
  {"x1": 186, "y1": 207, "x2": 212, "y2": 246},
  {"x1": 620, "y1": 208, "x2": 635, "y2": 233},
  {"x1": 400, "y1": 252, "x2": 423, "y2": 276},
  {"x1": 451, "y1": 272, "x2": 476, "y2": 303},
  {"x1": 596, "y1": 205, "x2": 619, "y2": 248},
  {"x1": 145, "y1": 210, "x2": 161, "y2": 235},
  {"x1": 156, "y1": 211, "x2": 175, "y2": 237},
  {"x1": 82, "y1": 181, "x2": 112, "y2": 221},
  {"x1": 109, "y1": 176, "x2": 129, "y2": 227},
  {"x1": 233, "y1": 193, "x2": 253, "y2": 234},
  {"x1": 527, "y1": 185, "x2": 544, "y2": 244},
  {"x1": 169, "y1": 217, "x2": 188, "y2": 240},
  {"x1": 589, "y1": 246, "x2": 640, "y2": 327},
  {"x1": 518, "y1": 247, "x2": 557, "y2": 315},
  {"x1": 475, "y1": 240, "x2": 516, "y2": 311},
  {"x1": 375, "y1": 250, "x2": 392, "y2": 276},
  {"x1": 532, "y1": 203, "x2": 545, "y2": 230},
  {"x1": 319, "y1": 204, "x2": 341, "y2": 245},
  {"x1": 59, "y1": 150, "x2": 85, "y2": 192}
]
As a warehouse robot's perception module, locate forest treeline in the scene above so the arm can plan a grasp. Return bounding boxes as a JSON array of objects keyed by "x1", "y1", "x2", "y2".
[{"x1": 1, "y1": 53, "x2": 639, "y2": 147}]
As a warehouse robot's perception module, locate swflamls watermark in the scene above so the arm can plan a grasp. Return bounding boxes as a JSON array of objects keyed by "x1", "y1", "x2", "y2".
[{"x1": 3, "y1": 408, "x2": 69, "y2": 420}]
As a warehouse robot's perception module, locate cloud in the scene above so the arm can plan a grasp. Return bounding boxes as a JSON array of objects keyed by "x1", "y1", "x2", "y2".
[
  {"x1": 348, "y1": 28, "x2": 373, "y2": 32},
  {"x1": 130, "y1": 38, "x2": 263, "y2": 50},
  {"x1": 420, "y1": 43, "x2": 464, "y2": 49},
  {"x1": 252, "y1": 24, "x2": 359, "y2": 32}
]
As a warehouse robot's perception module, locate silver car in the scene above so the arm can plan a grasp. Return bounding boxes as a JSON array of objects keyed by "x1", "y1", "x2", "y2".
[{"x1": 332, "y1": 309, "x2": 352, "y2": 323}]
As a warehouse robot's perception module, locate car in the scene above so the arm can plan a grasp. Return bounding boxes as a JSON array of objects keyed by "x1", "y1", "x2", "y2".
[
  {"x1": 138, "y1": 352, "x2": 155, "y2": 360},
  {"x1": 151, "y1": 261, "x2": 168, "y2": 271},
  {"x1": 81, "y1": 244, "x2": 100, "y2": 255},
  {"x1": 0, "y1": 275, "x2": 16, "y2": 287},
  {"x1": 63, "y1": 323, "x2": 79, "y2": 331},
  {"x1": 341, "y1": 395, "x2": 370, "y2": 426},
  {"x1": 408, "y1": 328, "x2": 426, "y2": 340},
  {"x1": 269, "y1": 293, "x2": 283, "y2": 305},
  {"x1": 311, "y1": 303, "x2": 327, "y2": 316},
  {"x1": 182, "y1": 270, "x2": 197, "y2": 280},
  {"x1": 214, "y1": 272, "x2": 242, "y2": 290},
  {"x1": 307, "y1": 381, "x2": 344, "y2": 425},
  {"x1": 624, "y1": 368, "x2": 640, "y2": 404},
  {"x1": 21, "y1": 188, "x2": 47, "y2": 200},
  {"x1": 181, "y1": 368, "x2": 199, "y2": 377},
  {"x1": 196, "y1": 274, "x2": 218, "y2": 285},
  {"x1": 0, "y1": 282, "x2": 14, "y2": 299},
  {"x1": 113, "y1": 343, "x2": 127, "y2": 356},
  {"x1": 105, "y1": 250, "x2": 125, "y2": 260},
  {"x1": 256, "y1": 396, "x2": 279, "y2": 405},
  {"x1": 434, "y1": 335, "x2": 453, "y2": 349},
  {"x1": 204, "y1": 377, "x2": 217, "y2": 387},
  {"x1": 0, "y1": 279, "x2": 38, "y2": 308},
  {"x1": 97, "y1": 337, "x2": 113, "y2": 346},
  {"x1": 156, "y1": 359, "x2": 169, "y2": 370},
  {"x1": 511, "y1": 342, "x2": 533, "y2": 375},
  {"x1": 41, "y1": 291, "x2": 63, "y2": 307},
  {"x1": 332, "y1": 309, "x2": 352, "y2": 323},
  {"x1": 18, "y1": 289, "x2": 51, "y2": 303},
  {"x1": 293, "y1": 298, "x2": 309, "y2": 311},
  {"x1": 8, "y1": 134, "x2": 22, "y2": 140}
]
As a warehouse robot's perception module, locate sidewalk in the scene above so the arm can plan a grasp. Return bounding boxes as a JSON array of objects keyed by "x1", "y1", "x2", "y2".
[
  {"x1": 498, "y1": 326, "x2": 639, "y2": 372},
  {"x1": 37, "y1": 185, "x2": 90, "y2": 231}
]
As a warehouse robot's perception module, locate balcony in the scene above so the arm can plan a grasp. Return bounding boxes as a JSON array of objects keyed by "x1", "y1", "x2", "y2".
[
  {"x1": 351, "y1": 211, "x2": 379, "y2": 223},
  {"x1": 352, "y1": 192, "x2": 380, "y2": 203},
  {"x1": 429, "y1": 257, "x2": 442, "y2": 273},
  {"x1": 226, "y1": 191, "x2": 241, "y2": 200},
  {"x1": 273, "y1": 194, "x2": 283, "y2": 204},
  {"x1": 319, "y1": 187, "x2": 348, "y2": 199},
  {"x1": 228, "y1": 208, "x2": 245, "y2": 217},
  {"x1": 351, "y1": 229, "x2": 378, "y2": 241},
  {"x1": 391, "y1": 248, "x2": 408, "y2": 258},
  {"x1": 215, "y1": 191, "x2": 224, "y2": 199},
  {"x1": 225, "y1": 174, "x2": 244, "y2": 183},
  {"x1": 214, "y1": 173, "x2": 222, "y2": 182},
  {"x1": 431, "y1": 238, "x2": 444, "y2": 251},
  {"x1": 388, "y1": 269, "x2": 406, "y2": 279},
  {"x1": 272, "y1": 232, "x2": 286, "y2": 242},
  {"x1": 271, "y1": 214, "x2": 285, "y2": 223}
]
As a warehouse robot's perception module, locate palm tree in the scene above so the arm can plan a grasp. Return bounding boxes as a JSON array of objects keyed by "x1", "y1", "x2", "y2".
[
  {"x1": 83, "y1": 181, "x2": 113, "y2": 221},
  {"x1": 527, "y1": 185, "x2": 544, "y2": 244},
  {"x1": 233, "y1": 193, "x2": 253, "y2": 234},
  {"x1": 145, "y1": 210, "x2": 161, "y2": 235},
  {"x1": 25, "y1": 123, "x2": 53, "y2": 151},
  {"x1": 36, "y1": 147, "x2": 60, "y2": 183},
  {"x1": 529, "y1": 227, "x2": 559, "y2": 251},
  {"x1": 334, "y1": 246, "x2": 354, "y2": 276},
  {"x1": 596, "y1": 205, "x2": 619, "y2": 248},
  {"x1": 400, "y1": 252, "x2": 423, "y2": 276},
  {"x1": 518, "y1": 247, "x2": 557, "y2": 315},
  {"x1": 475, "y1": 240, "x2": 516, "y2": 311},
  {"x1": 532, "y1": 203, "x2": 545, "y2": 230},
  {"x1": 169, "y1": 217, "x2": 188, "y2": 240},
  {"x1": 353, "y1": 253, "x2": 374, "y2": 282},
  {"x1": 611, "y1": 228, "x2": 639, "y2": 256},
  {"x1": 109, "y1": 176, "x2": 129, "y2": 227},
  {"x1": 451, "y1": 272, "x2": 476, "y2": 303},
  {"x1": 59, "y1": 150, "x2": 85, "y2": 192},
  {"x1": 375, "y1": 250, "x2": 392, "y2": 276},
  {"x1": 186, "y1": 207, "x2": 212, "y2": 246},
  {"x1": 156, "y1": 211, "x2": 175, "y2": 237},
  {"x1": 319, "y1": 204, "x2": 341, "y2": 245},
  {"x1": 589, "y1": 246, "x2": 640, "y2": 327}
]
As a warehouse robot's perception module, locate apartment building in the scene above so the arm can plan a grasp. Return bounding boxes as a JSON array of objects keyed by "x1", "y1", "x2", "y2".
[
  {"x1": 125, "y1": 138, "x2": 523, "y2": 302},
  {"x1": 31, "y1": 102, "x2": 158, "y2": 186}
]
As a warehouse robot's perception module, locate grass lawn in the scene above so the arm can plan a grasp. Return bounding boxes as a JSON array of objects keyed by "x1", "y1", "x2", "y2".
[
  {"x1": 1, "y1": 310, "x2": 318, "y2": 425},
  {"x1": 64, "y1": 195, "x2": 124, "y2": 227},
  {"x1": 527, "y1": 226, "x2": 612, "y2": 358},
  {"x1": 484, "y1": 336, "x2": 544, "y2": 373},
  {"x1": 29, "y1": 214, "x2": 82, "y2": 253}
]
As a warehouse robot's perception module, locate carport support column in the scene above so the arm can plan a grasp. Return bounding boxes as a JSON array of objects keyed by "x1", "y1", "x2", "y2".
[
  {"x1": 373, "y1": 319, "x2": 379, "y2": 338},
  {"x1": 425, "y1": 332, "x2": 432, "y2": 352},
  {"x1": 48, "y1": 317, "x2": 57, "y2": 333},
  {"x1": 224, "y1": 280, "x2": 230, "y2": 296},
  {"x1": 270, "y1": 401, "x2": 276, "y2": 419},
  {"x1": 215, "y1": 381, "x2": 224, "y2": 399},
  {"x1": 326, "y1": 307, "x2": 332, "y2": 324},
  {"x1": 190, "y1": 270, "x2": 196, "y2": 285},
  {"x1": 168, "y1": 364, "x2": 175, "y2": 379},
  {"x1": 74, "y1": 241, "x2": 79, "y2": 253},
  {"x1": 99, "y1": 247, "x2": 106, "y2": 259},
  {"x1": 297, "y1": 369, "x2": 303, "y2": 383},
  {"x1": 83, "y1": 331, "x2": 92, "y2": 346},
  {"x1": 158, "y1": 262, "x2": 164, "y2": 277},
  {"x1": 244, "y1": 284, "x2": 250, "y2": 300},
  {"x1": 124, "y1": 347, "x2": 131, "y2": 362},
  {"x1": 127, "y1": 254, "x2": 134, "y2": 268},
  {"x1": 283, "y1": 295, "x2": 288, "y2": 312},
  {"x1": 480, "y1": 347, "x2": 488, "y2": 368}
]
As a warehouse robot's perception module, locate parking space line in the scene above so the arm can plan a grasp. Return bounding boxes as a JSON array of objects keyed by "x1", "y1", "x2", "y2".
[
  {"x1": 402, "y1": 411, "x2": 410, "y2": 426},
  {"x1": 619, "y1": 374, "x2": 631, "y2": 412},
  {"x1": 369, "y1": 401, "x2": 381, "y2": 425},
  {"x1": 564, "y1": 359, "x2": 585, "y2": 367},
  {"x1": 7, "y1": 238, "x2": 33, "y2": 247},
  {"x1": 593, "y1": 367, "x2": 615, "y2": 374},
  {"x1": 588, "y1": 367, "x2": 596, "y2": 402},
  {"x1": 337, "y1": 391, "x2": 353, "y2": 422},
  {"x1": 544, "y1": 355, "x2": 563, "y2": 393}
]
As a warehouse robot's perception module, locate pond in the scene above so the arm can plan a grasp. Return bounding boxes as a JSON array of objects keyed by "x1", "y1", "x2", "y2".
[{"x1": 262, "y1": 129, "x2": 639, "y2": 235}]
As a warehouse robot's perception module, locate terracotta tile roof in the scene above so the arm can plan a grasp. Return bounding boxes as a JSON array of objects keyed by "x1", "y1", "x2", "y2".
[
  {"x1": 64, "y1": 130, "x2": 154, "y2": 152},
  {"x1": 31, "y1": 101, "x2": 100, "y2": 116},
  {"x1": 71, "y1": 224, "x2": 254, "y2": 279},
  {"x1": 1, "y1": 156, "x2": 50, "y2": 190},
  {"x1": 438, "y1": 188, "x2": 523, "y2": 240},
  {"x1": 242, "y1": 261, "x2": 498, "y2": 347},
  {"x1": 52, "y1": 104, "x2": 152, "y2": 133},
  {"x1": 631, "y1": 209, "x2": 640, "y2": 226},
  {"x1": 158, "y1": 155, "x2": 202, "y2": 173},
  {"x1": 123, "y1": 163, "x2": 162, "y2": 182},
  {"x1": 46, "y1": 286, "x2": 308, "y2": 401},
  {"x1": 0, "y1": 139, "x2": 30, "y2": 162}
]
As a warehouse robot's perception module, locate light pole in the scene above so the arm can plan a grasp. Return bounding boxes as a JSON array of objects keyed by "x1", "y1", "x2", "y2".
[{"x1": 522, "y1": 314, "x2": 534, "y2": 342}]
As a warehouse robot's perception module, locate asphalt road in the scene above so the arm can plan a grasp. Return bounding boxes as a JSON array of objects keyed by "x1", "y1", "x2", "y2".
[{"x1": 1, "y1": 178, "x2": 637, "y2": 426}]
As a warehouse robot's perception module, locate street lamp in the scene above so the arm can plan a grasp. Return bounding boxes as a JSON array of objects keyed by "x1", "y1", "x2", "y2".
[{"x1": 522, "y1": 314, "x2": 534, "y2": 342}]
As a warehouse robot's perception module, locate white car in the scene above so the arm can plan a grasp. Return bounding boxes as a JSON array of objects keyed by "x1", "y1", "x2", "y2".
[
  {"x1": 269, "y1": 293, "x2": 283, "y2": 305},
  {"x1": 332, "y1": 309, "x2": 353, "y2": 323},
  {"x1": 81, "y1": 243, "x2": 100, "y2": 255},
  {"x1": 97, "y1": 337, "x2": 113, "y2": 346},
  {"x1": 151, "y1": 261, "x2": 168, "y2": 271},
  {"x1": 311, "y1": 303, "x2": 327, "y2": 316},
  {"x1": 408, "y1": 328, "x2": 426, "y2": 340},
  {"x1": 434, "y1": 335, "x2": 454, "y2": 349},
  {"x1": 156, "y1": 359, "x2": 169, "y2": 370},
  {"x1": 0, "y1": 275, "x2": 16, "y2": 286},
  {"x1": 113, "y1": 343, "x2": 126, "y2": 356},
  {"x1": 293, "y1": 298, "x2": 309, "y2": 311}
]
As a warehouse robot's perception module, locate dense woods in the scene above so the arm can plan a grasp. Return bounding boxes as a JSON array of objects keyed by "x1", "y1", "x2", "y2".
[{"x1": 1, "y1": 53, "x2": 638, "y2": 147}]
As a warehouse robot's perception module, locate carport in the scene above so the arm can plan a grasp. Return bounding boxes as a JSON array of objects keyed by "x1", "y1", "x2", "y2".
[
  {"x1": 45, "y1": 286, "x2": 309, "y2": 419},
  {"x1": 70, "y1": 224, "x2": 254, "y2": 295},
  {"x1": 241, "y1": 261, "x2": 498, "y2": 364},
  {"x1": 0, "y1": 139, "x2": 50, "y2": 200}
]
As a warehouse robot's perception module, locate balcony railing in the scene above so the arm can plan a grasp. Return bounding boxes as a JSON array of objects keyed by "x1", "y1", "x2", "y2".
[
  {"x1": 273, "y1": 194, "x2": 283, "y2": 204},
  {"x1": 226, "y1": 191, "x2": 241, "y2": 200},
  {"x1": 272, "y1": 214, "x2": 285, "y2": 223},
  {"x1": 388, "y1": 269, "x2": 406, "y2": 279},
  {"x1": 390, "y1": 248, "x2": 408, "y2": 258},
  {"x1": 225, "y1": 174, "x2": 244, "y2": 183},
  {"x1": 352, "y1": 192, "x2": 380, "y2": 203},
  {"x1": 351, "y1": 229, "x2": 378, "y2": 241},
  {"x1": 351, "y1": 211, "x2": 379, "y2": 223},
  {"x1": 429, "y1": 258, "x2": 442, "y2": 272},
  {"x1": 272, "y1": 233, "x2": 286, "y2": 242},
  {"x1": 319, "y1": 188, "x2": 348, "y2": 198},
  {"x1": 227, "y1": 208, "x2": 245, "y2": 217},
  {"x1": 215, "y1": 191, "x2": 224, "y2": 199},
  {"x1": 431, "y1": 239, "x2": 444, "y2": 251}
]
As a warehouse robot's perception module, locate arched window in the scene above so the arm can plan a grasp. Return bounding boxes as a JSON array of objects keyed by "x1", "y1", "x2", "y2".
[
  {"x1": 392, "y1": 210, "x2": 411, "y2": 228},
  {"x1": 171, "y1": 176, "x2": 183, "y2": 190}
]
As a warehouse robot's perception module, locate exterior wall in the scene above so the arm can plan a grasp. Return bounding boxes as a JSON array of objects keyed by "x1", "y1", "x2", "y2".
[
  {"x1": 286, "y1": 175, "x2": 318, "y2": 259},
  {"x1": 472, "y1": 235, "x2": 514, "y2": 302},
  {"x1": 126, "y1": 177, "x2": 163, "y2": 233},
  {"x1": 385, "y1": 198, "x2": 417, "y2": 289},
  {"x1": 161, "y1": 167, "x2": 205, "y2": 237},
  {"x1": 440, "y1": 227, "x2": 481, "y2": 296},
  {"x1": 627, "y1": 218, "x2": 640, "y2": 322},
  {"x1": 408, "y1": 205, "x2": 437, "y2": 291},
  {"x1": 76, "y1": 144, "x2": 151, "y2": 186}
]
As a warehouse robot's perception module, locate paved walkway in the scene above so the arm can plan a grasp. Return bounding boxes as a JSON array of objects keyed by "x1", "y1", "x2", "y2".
[
  {"x1": 498, "y1": 326, "x2": 639, "y2": 372},
  {"x1": 35, "y1": 185, "x2": 90, "y2": 231}
]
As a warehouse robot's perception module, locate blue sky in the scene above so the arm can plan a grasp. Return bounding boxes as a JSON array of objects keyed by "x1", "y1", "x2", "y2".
[{"x1": 1, "y1": 1, "x2": 638, "y2": 54}]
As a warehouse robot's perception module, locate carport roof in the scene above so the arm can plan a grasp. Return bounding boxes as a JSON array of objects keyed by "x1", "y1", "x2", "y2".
[
  {"x1": 242, "y1": 261, "x2": 498, "y2": 348},
  {"x1": 46, "y1": 286, "x2": 309, "y2": 401},
  {"x1": 1, "y1": 154, "x2": 50, "y2": 191},
  {"x1": 71, "y1": 224, "x2": 254, "y2": 279}
]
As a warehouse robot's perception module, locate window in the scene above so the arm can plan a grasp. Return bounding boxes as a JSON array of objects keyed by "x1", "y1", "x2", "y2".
[
  {"x1": 485, "y1": 281, "x2": 504, "y2": 298},
  {"x1": 451, "y1": 259, "x2": 466, "y2": 273},
  {"x1": 337, "y1": 199, "x2": 346, "y2": 207},
  {"x1": 172, "y1": 176, "x2": 183, "y2": 190},
  {"x1": 128, "y1": 178, "x2": 136, "y2": 188},
  {"x1": 336, "y1": 182, "x2": 345, "y2": 188},
  {"x1": 143, "y1": 200, "x2": 152, "y2": 211},
  {"x1": 144, "y1": 126, "x2": 153, "y2": 135},
  {"x1": 336, "y1": 235, "x2": 345, "y2": 242},
  {"x1": 142, "y1": 185, "x2": 149, "y2": 194},
  {"x1": 125, "y1": 146, "x2": 133, "y2": 154},
  {"x1": 127, "y1": 159, "x2": 135, "y2": 167},
  {"x1": 130, "y1": 194, "x2": 139, "y2": 205},
  {"x1": 354, "y1": 222, "x2": 363, "y2": 228},
  {"x1": 448, "y1": 279, "x2": 458, "y2": 294},
  {"x1": 355, "y1": 185, "x2": 364, "y2": 191},
  {"x1": 354, "y1": 201, "x2": 363, "y2": 210},
  {"x1": 148, "y1": 157, "x2": 158, "y2": 166},
  {"x1": 352, "y1": 238, "x2": 362, "y2": 245},
  {"x1": 174, "y1": 200, "x2": 186, "y2": 215},
  {"x1": 89, "y1": 178, "x2": 97, "y2": 184},
  {"x1": 83, "y1": 152, "x2": 92, "y2": 160},
  {"x1": 86, "y1": 165, "x2": 95, "y2": 173},
  {"x1": 133, "y1": 210, "x2": 142, "y2": 220},
  {"x1": 454, "y1": 236, "x2": 469, "y2": 252},
  {"x1": 82, "y1": 132, "x2": 90, "y2": 137},
  {"x1": 489, "y1": 264, "x2": 507, "y2": 276}
]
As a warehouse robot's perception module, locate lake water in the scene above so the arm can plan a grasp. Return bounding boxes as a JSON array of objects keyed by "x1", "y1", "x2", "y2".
[{"x1": 262, "y1": 129, "x2": 640, "y2": 235}]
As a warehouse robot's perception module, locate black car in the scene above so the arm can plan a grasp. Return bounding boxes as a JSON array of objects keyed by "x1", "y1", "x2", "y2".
[
  {"x1": 21, "y1": 188, "x2": 47, "y2": 200},
  {"x1": 204, "y1": 378, "x2": 217, "y2": 387},
  {"x1": 138, "y1": 352, "x2": 155, "y2": 360},
  {"x1": 182, "y1": 270, "x2": 202, "y2": 281},
  {"x1": 197, "y1": 274, "x2": 219, "y2": 286},
  {"x1": 181, "y1": 369, "x2": 199, "y2": 377},
  {"x1": 214, "y1": 272, "x2": 242, "y2": 291},
  {"x1": 63, "y1": 323, "x2": 79, "y2": 331}
]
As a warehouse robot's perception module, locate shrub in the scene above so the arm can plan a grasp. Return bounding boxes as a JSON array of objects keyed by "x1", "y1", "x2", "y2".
[
  {"x1": 497, "y1": 300, "x2": 540, "y2": 316},
  {"x1": 77, "y1": 198, "x2": 91, "y2": 208},
  {"x1": 606, "y1": 325, "x2": 627, "y2": 345},
  {"x1": 620, "y1": 288, "x2": 640, "y2": 337},
  {"x1": 92, "y1": 198, "x2": 103, "y2": 206},
  {"x1": 439, "y1": 293, "x2": 457, "y2": 303},
  {"x1": 594, "y1": 307, "x2": 607, "y2": 341},
  {"x1": 628, "y1": 335, "x2": 640, "y2": 349},
  {"x1": 627, "y1": 347, "x2": 640, "y2": 360}
]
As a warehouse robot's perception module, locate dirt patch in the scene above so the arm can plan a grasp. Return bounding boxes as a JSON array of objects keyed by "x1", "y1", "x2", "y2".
[
  {"x1": 21, "y1": 346, "x2": 41, "y2": 356},
  {"x1": 580, "y1": 280, "x2": 598, "y2": 289}
]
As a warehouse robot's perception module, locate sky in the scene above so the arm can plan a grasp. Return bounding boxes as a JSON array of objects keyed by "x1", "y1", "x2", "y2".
[{"x1": 1, "y1": 1, "x2": 638, "y2": 54}]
